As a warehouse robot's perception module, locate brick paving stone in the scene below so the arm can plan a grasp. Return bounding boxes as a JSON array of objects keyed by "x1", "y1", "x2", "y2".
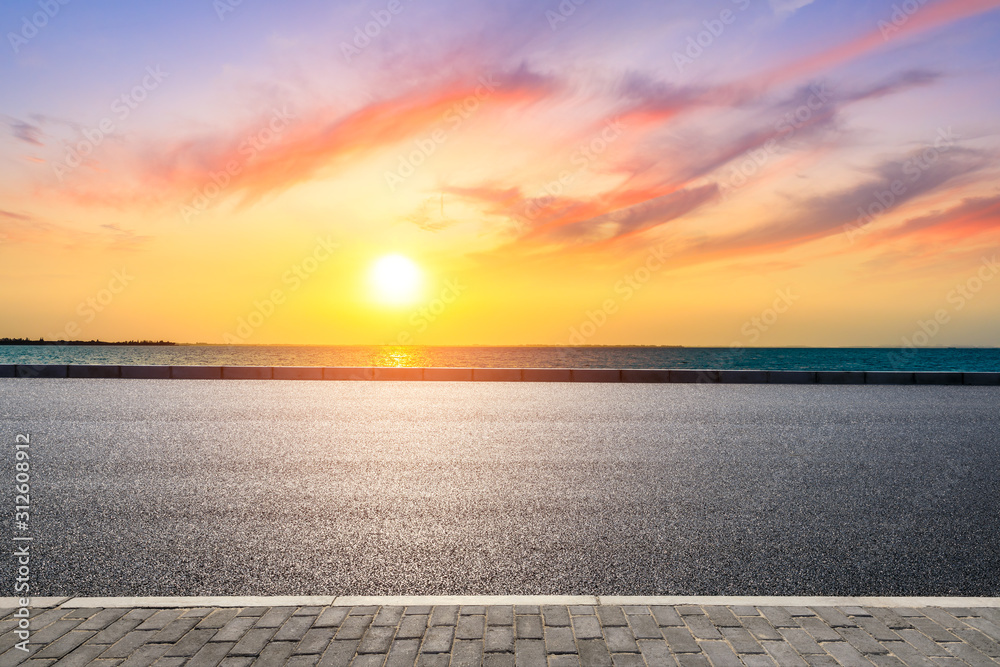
[
  {"x1": 812, "y1": 608, "x2": 855, "y2": 629},
  {"x1": 865, "y1": 609, "x2": 912, "y2": 630},
  {"x1": 880, "y1": 640, "x2": 935, "y2": 667},
  {"x1": 703, "y1": 606, "x2": 742, "y2": 627},
  {"x1": 335, "y1": 616, "x2": 373, "y2": 641},
  {"x1": 953, "y1": 627, "x2": 1000, "y2": 657},
  {"x1": 461, "y1": 606, "x2": 487, "y2": 616},
  {"x1": 89, "y1": 617, "x2": 144, "y2": 644},
  {"x1": 660, "y1": 627, "x2": 701, "y2": 654},
  {"x1": 430, "y1": 607, "x2": 459, "y2": 627},
  {"x1": 136, "y1": 610, "x2": 184, "y2": 631},
  {"x1": 420, "y1": 626, "x2": 454, "y2": 653},
  {"x1": 489, "y1": 607, "x2": 515, "y2": 627},
  {"x1": 838, "y1": 627, "x2": 889, "y2": 655},
  {"x1": 907, "y1": 618, "x2": 959, "y2": 643},
  {"x1": 517, "y1": 616, "x2": 544, "y2": 640},
  {"x1": 149, "y1": 617, "x2": 200, "y2": 643},
  {"x1": 576, "y1": 638, "x2": 612, "y2": 667},
  {"x1": 545, "y1": 626, "x2": 578, "y2": 654},
  {"x1": 286, "y1": 655, "x2": 321, "y2": 667},
  {"x1": 609, "y1": 654, "x2": 644, "y2": 667},
  {"x1": 965, "y1": 617, "x2": 1000, "y2": 642},
  {"x1": 840, "y1": 608, "x2": 873, "y2": 618},
  {"x1": 373, "y1": 608, "x2": 404, "y2": 627},
  {"x1": 154, "y1": 658, "x2": 191, "y2": 667},
  {"x1": 626, "y1": 614, "x2": 661, "y2": 639},
  {"x1": 929, "y1": 658, "x2": 966, "y2": 667},
  {"x1": 451, "y1": 639, "x2": 484, "y2": 667},
  {"x1": 29, "y1": 619, "x2": 82, "y2": 645},
  {"x1": 762, "y1": 640, "x2": 809, "y2": 667},
  {"x1": 211, "y1": 617, "x2": 257, "y2": 643},
  {"x1": 700, "y1": 640, "x2": 744, "y2": 667},
  {"x1": 349, "y1": 654, "x2": 386, "y2": 667},
  {"x1": 77, "y1": 609, "x2": 129, "y2": 631},
  {"x1": 358, "y1": 625, "x2": 396, "y2": 654},
  {"x1": 33, "y1": 630, "x2": 94, "y2": 659},
  {"x1": 568, "y1": 607, "x2": 595, "y2": 617},
  {"x1": 636, "y1": 639, "x2": 676, "y2": 666},
  {"x1": 721, "y1": 626, "x2": 766, "y2": 654},
  {"x1": 397, "y1": 615, "x2": 429, "y2": 640},
  {"x1": 123, "y1": 609, "x2": 157, "y2": 622},
  {"x1": 163, "y1": 627, "x2": 216, "y2": 657},
  {"x1": 894, "y1": 609, "x2": 925, "y2": 618},
  {"x1": 516, "y1": 639, "x2": 547, "y2": 667},
  {"x1": 549, "y1": 655, "x2": 581, "y2": 667},
  {"x1": 486, "y1": 627, "x2": 515, "y2": 653},
  {"x1": 674, "y1": 654, "x2": 711, "y2": 667},
  {"x1": 384, "y1": 639, "x2": 420, "y2": 667},
  {"x1": 516, "y1": 607, "x2": 541, "y2": 616},
  {"x1": 867, "y1": 655, "x2": 906, "y2": 667},
  {"x1": 406, "y1": 607, "x2": 433, "y2": 615},
  {"x1": 572, "y1": 616, "x2": 603, "y2": 641},
  {"x1": 822, "y1": 640, "x2": 875, "y2": 667},
  {"x1": 273, "y1": 614, "x2": 317, "y2": 641},
  {"x1": 897, "y1": 629, "x2": 951, "y2": 657},
  {"x1": 759, "y1": 608, "x2": 798, "y2": 629},
  {"x1": 742, "y1": 617, "x2": 783, "y2": 641},
  {"x1": 785, "y1": 608, "x2": 817, "y2": 618},
  {"x1": 255, "y1": 607, "x2": 296, "y2": 628},
  {"x1": 855, "y1": 617, "x2": 901, "y2": 643},
  {"x1": 944, "y1": 642, "x2": 997, "y2": 667},
  {"x1": 798, "y1": 617, "x2": 842, "y2": 644},
  {"x1": 314, "y1": 608, "x2": 350, "y2": 628},
  {"x1": 543, "y1": 606, "x2": 571, "y2": 627},
  {"x1": 196, "y1": 609, "x2": 241, "y2": 629},
  {"x1": 621, "y1": 606, "x2": 648, "y2": 616},
  {"x1": 457, "y1": 614, "x2": 485, "y2": 640},
  {"x1": 650, "y1": 607, "x2": 684, "y2": 627},
  {"x1": 484, "y1": 654, "x2": 516, "y2": 667},
  {"x1": 218, "y1": 658, "x2": 254, "y2": 667},
  {"x1": 603, "y1": 626, "x2": 639, "y2": 654},
  {"x1": 296, "y1": 627, "x2": 338, "y2": 654},
  {"x1": 920, "y1": 610, "x2": 964, "y2": 630},
  {"x1": 296, "y1": 606, "x2": 325, "y2": 616},
  {"x1": 742, "y1": 654, "x2": 779, "y2": 667},
  {"x1": 100, "y1": 630, "x2": 156, "y2": 659},
  {"x1": 778, "y1": 628, "x2": 826, "y2": 655},
  {"x1": 684, "y1": 615, "x2": 723, "y2": 640},
  {"x1": 731, "y1": 606, "x2": 760, "y2": 617},
  {"x1": 316, "y1": 639, "x2": 360, "y2": 667},
  {"x1": 230, "y1": 627, "x2": 277, "y2": 656},
  {"x1": 416, "y1": 652, "x2": 450, "y2": 667},
  {"x1": 114, "y1": 642, "x2": 171, "y2": 667},
  {"x1": 236, "y1": 608, "x2": 269, "y2": 617},
  {"x1": 48, "y1": 643, "x2": 107, "y2": 667},
  {"x1": 350, "y1": 607, "x2": 380, "y2": 616},
  {"x1": 972, "y1": 608, "x2": 1000, "y2": 625},
  {"x1": 596, "y1": 608, "x2": 627, "y2": 627},
  {"x1": 61, "y1": 608, "x2": 101, "y2": 620},
  {"x1": 676, "y1": 606, "x2": 704, "y2": 617},
  {"x1": 187, "y1": 642, "x2": 237, "y2": 667}
]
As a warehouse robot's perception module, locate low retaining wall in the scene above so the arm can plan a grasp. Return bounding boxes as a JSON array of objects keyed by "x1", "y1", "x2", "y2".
[{"x1": 2, "y1": 365, "x2": 999, "y2": 384}]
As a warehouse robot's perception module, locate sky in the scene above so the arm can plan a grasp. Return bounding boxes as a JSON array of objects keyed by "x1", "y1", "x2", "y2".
[{"x1": 1, "y1": 0, "x2": 999, "y2": 347}]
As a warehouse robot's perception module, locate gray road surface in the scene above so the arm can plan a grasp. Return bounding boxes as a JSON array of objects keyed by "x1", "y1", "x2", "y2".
[{"x1": 1, "y1": 379, "x2": 998, "y2": 597}]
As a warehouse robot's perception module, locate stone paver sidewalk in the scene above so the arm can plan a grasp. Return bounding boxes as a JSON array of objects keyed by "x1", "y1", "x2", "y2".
[{"x1": 3, "y1": 602, "x2": 1000, "y2": 666}]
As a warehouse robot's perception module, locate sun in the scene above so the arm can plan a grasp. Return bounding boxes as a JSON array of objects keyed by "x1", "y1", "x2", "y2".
[{"x1": 370, "y1": 254, "x2": 423, "y2": 305}]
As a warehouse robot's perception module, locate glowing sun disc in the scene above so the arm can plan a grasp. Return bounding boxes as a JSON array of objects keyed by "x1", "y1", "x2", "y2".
[{"x1": 370, "y1": 254, "x2": 422, "y2": 305}]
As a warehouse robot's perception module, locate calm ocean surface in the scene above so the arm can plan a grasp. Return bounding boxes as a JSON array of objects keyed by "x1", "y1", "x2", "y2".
[{"x1": 2, "y1": 345, "x2": 1000, "y2": 371}]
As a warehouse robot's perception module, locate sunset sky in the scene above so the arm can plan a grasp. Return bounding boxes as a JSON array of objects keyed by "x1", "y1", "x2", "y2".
[{"x1": 2, "y1": 0, "x2": 999, "y2": 346}]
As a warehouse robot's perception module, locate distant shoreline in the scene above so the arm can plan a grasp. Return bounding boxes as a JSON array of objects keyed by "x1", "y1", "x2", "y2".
[{"x1": 0, "y1": 338, "x2": 176, "y2": 347}]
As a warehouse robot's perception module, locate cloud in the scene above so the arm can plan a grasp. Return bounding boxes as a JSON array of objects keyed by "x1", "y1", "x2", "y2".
[
  {"x1": 6, "y1": 118, "x2": 44, "y2": 146},
  {"x1": 769, "y1": 0, "x2": 817, "y2": 16},
  {"x1": 872, "y1": 194, "x2": 1000, "y2": 244}
]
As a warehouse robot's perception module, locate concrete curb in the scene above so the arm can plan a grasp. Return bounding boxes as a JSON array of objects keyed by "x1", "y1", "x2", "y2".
[
  {"x1": 3, "y1": 365, "x2": 1000, "y2": 385},
  {"x1": 6, "y1": 595, "x2": 1000, "y2": 609}
]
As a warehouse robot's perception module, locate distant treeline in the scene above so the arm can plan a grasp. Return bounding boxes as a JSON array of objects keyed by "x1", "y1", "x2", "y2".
[{"x1": 0, "y1": 338, "x2": 176, "y2": 346}]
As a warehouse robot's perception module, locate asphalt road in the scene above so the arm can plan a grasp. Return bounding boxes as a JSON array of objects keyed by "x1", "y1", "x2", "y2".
[{"x1": 1, "y1": 379, "x2": 998, "y2": 597}]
